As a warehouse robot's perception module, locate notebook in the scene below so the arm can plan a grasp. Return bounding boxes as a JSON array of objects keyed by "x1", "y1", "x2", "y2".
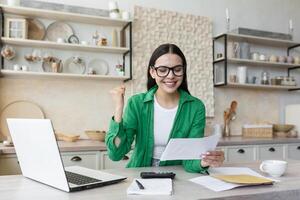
[{"x1": 127, "y1": 178, "x2": 173, "y2": 195}]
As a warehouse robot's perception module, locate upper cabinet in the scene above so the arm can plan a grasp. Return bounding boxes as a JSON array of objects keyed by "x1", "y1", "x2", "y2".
[
  {"x1": 0, "y1": 4, "x2": 132, "y2": 81},
  {"x1": 213, "y1": 33, "x2": 300, "y2": 90}
]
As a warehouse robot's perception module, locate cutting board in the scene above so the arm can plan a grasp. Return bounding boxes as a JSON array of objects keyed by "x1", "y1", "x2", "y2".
[
  {"x1": 285, "y1": 104, "x2": 300, "y2": 132},
  {"x1": 0, "y1": 100, "x2": 45, "y2": 141}
]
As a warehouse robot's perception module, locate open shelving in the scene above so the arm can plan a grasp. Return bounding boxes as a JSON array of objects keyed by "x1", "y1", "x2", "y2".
[
  {"x1": 213, "y1": 33, "x2": 300, "y2": 91},
  {"x1": 0, "y1": 4, "x2": 133, "y2": 81}
]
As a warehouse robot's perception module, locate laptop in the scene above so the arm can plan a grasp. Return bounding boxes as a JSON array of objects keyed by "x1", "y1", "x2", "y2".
[{"x1": 7, "y1": 118, "x2": 126, "y2": 192}]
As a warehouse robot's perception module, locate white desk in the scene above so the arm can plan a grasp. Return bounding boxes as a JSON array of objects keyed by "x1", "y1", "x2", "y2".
[{"x1": 1, "y1": 162, "x2": 300, "y2": 200}]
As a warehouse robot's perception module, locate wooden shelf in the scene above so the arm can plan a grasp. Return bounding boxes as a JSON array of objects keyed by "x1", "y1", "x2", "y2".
[
  {"x1": 227, "y1": 58, "x2": 300, "y2": 68},
  {"x1": 0, "y1": 69, "x2": 129, "y2": 80},
  {"x1": 0, "y1": 4, "x2": 131, "y2": 26},
  {"x1": 226, "y1": 83, "x2": 300, "y2": 90},
  {"x1": 1, "y1": 37, "x2": 130, "y2": 53},
  {"x1": 215, "y1": 33, "x2": 300, "y2": 47}
]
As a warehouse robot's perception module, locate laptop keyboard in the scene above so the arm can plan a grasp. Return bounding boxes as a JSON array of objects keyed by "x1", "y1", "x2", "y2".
[{"x1": 65, "y1": 171, "x2": 102, "y2": 185}]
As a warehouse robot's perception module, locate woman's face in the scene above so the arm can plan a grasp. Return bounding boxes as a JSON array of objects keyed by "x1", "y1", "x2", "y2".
[{"x1": 150, "y1": 53, "x2": 184, "y2": 94}]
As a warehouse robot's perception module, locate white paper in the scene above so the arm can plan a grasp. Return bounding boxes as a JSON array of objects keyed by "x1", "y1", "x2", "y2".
[
  {"x1": 127, "y1": 178, "x2": 173, "y2": 195},
  {"x1": 160, "y1": 133, "x2": 220, "y2": 161},
  {"x1": 189, "y1": 167, "x2": 277, "y2": 192}
]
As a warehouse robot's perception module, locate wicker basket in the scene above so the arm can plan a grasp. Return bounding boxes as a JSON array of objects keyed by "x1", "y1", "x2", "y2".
[{"x1": 242, "y1": 124, "x2": 273, "y2": 138}]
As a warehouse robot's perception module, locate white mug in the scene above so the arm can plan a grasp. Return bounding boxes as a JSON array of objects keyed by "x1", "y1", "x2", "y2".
[
  {"x1": 260, "y1": 160, "x2": 287, "y2": 178},
  {"x1": 237, "y1": 66, "x2": 247, "y2": 84}
]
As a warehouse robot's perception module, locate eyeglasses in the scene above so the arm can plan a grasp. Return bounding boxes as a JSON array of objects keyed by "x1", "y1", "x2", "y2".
[{"x1": 152, "y1": 65, "x2": 184, "y2": 77}]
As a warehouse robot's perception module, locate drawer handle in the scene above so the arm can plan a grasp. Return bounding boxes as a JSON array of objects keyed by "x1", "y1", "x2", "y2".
[
  {"x1": 71, "y1": 156, "x2": 82, "y2": 162},
  {"x1": 237, "y1": 149, "x2": 245, "y2": 154},
  {"x1": 297, "y1": 146, "x2": 300, "y2": 150},
  {"x1": 269, "y1": 147, "x2": 275, "y2": 152},
  {"x1": 122, "y1": 155, "x2": 129, "y2": 160}
]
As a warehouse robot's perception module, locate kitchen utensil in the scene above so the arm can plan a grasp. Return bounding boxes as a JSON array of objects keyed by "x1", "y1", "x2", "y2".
[
  {"x1": 67, "y1": 34, "x2": 79, "y2": 44},
  {"x1": 63, "y1": 56, "x2": 86, "y2": 74},
  {"x1": 27, "y1": 18, "x2": 45, "y2": 40},
  {"x1": 0, "y1": 100, "x2": 45, "y2": 140},
  {"x1": 281, "y1": 76, "x2": 296, "y2": 86},
  {"x1": 45, "y1": 21, "x2": 74, "y2": 42},
  {"x1": 85, "y1": 130, "x2": 106, "y2": 141},
  {"x1": 55, "y1": 132, "x2": 80, "y2": 142},
  {"x1": 87, "y1": 58, "x2": 109, "y2": 75}
]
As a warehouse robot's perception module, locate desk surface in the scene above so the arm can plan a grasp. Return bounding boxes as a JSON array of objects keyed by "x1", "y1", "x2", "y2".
[{"x1": 1, "y1": 162, "x2": 300, "y2": 200}]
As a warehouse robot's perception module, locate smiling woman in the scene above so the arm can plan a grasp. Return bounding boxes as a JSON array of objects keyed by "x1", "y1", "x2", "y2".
[{"x1": 105, "y1": 44, "x2": 224, "y2": 173}]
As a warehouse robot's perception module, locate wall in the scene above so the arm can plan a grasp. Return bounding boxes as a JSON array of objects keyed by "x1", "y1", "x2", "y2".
[{"x1": 1, "y1": 0, "x2": 300, "y2": 137}]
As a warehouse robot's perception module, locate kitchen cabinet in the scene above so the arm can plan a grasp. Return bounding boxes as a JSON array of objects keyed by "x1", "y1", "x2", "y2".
[
  {"x1": 100, "y1": 151, "x2": 132, "y2": 169},
  {"x1": 0, "y1": 4, "x2": 132, "y2": 81},
  {"x1": 213, "y1": 33, "x2": 300, "y2": 90},
  {"x1": 0, "y1": 154, "x2": 21, "y2": 175},
  {"x1": 287, "y1": 143, "x2": 300, "y2": 160},
  {"x1": 61, "y1": 151, "x2": 100, "y2": 170},
  {"x1": 225, "y1": 146, "x2": 256, "y2": 163},
  {"x1": 257, "y1": 144, "x2": 285, "y2": 160}
]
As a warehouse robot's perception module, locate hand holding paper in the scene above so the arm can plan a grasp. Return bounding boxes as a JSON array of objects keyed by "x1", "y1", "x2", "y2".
[{"x1": 160, "y1": 133, "x2": 220, "y2": 161}]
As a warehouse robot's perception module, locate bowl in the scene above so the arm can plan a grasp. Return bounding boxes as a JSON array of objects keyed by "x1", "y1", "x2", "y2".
[
  {"x1": 85, "y1": 130, "x2": 106, "y2": 141},
  {"x1": 273, "y1": 124, "x2": 294, "y2": 132}
]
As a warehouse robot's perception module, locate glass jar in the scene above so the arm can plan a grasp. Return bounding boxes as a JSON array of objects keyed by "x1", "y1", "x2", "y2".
[{"x1": 261, "y1": 71, "x2": 270, "y2": 85}]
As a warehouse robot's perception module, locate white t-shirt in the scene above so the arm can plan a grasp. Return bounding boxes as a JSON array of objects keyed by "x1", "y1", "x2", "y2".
[{"x1": 153, "y1": 95, "x2": 178, "y2": 159}]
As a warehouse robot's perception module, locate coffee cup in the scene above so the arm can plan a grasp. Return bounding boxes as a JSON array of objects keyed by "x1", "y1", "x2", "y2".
[{"x1": 259, "y1": 160, "x2": 287, "y2": 178}]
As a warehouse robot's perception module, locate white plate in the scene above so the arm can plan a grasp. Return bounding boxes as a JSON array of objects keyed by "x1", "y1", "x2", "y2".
[
  {"x1": 46, "y1": 21, "x2": 74, "y2": 42},
  {"x1": 88, "y1": 59, "x2": 109, "y2": 75},
  {"x1": 63, "y1": 56, "x2": 86, "y2": 74}
]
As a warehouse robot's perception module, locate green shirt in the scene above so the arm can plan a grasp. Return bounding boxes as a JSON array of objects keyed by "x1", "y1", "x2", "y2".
[{"x1": 105, "y1": 86, "x2": 208, "y2": 173}]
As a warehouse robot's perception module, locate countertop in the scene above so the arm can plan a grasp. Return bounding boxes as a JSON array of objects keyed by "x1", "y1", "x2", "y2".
[
  {"x1": 1, "y1": 161, "x2": 300, "y2": 200},
  {"x1": 1, "y1": 136, "x2": 300, "y2": 155}
]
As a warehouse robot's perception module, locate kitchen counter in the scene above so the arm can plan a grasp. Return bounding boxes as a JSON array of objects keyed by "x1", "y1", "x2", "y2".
[
  {"x1": 1, "y1": 136, "x2": 300, "y2": 154},
  {"x1": 1, "y1": 161, "x2": 300, "y2": 200},
  {"x1": 0, "y1": 140, "x2": 107, "y2": 154}
]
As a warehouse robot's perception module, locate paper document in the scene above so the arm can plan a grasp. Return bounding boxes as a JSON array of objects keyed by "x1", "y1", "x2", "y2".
[
  {"x1": 127, "y1": 178, "x2": 173, "y2": 195},
  {"x1": 189, "y1": 167, "x2": 277, "y2": 192},
  {"x1": 160, "y1": 133, "x2": 220, "y2": 161}
]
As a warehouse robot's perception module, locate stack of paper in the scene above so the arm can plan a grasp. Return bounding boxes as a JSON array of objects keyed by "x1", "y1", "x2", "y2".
[
  {"x1": 127, "y1": 178, "x2": 173, "y2": 195},
  {"x1": 189, "y1": 167, "x2": 277, "y2": 192}
]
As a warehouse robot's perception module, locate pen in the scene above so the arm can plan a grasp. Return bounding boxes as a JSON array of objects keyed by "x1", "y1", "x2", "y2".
[{"x1": 135, "y1": 179, "x2": 145, "y2": 189}]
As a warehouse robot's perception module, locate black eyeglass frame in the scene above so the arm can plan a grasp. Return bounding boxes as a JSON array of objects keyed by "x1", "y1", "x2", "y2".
[{"x1": 151, "y1": 65, "x2": 185, "y2": 77}]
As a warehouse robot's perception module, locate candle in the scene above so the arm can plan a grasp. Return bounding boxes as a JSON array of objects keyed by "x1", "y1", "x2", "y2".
[
  {"x1": 226, "y1": 8, "x2": 229, "y2": 20},
  {"x1": 289, "y1": 19, "x2": 293, "y2": 30}
]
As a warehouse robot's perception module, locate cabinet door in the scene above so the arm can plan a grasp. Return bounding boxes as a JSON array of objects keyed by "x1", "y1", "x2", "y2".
[
  {"x1": 61, "y1": 151, "x2": 99, "y2": 170},
  {"x1": 257, "y1": 145, "x2": 284, "y2": 160},
  {"x1": 227, "y1": 146, "x2": 255, "y2": 163},
  {"x1": 0, "y1": 154, "x2": 21, "y2": 175},
  {"x1": 100, "y1": 151, "x2": 132, "y2": 169},
  {"x1": 287, "y1": 143, "x2": 300, "y2": 160}
]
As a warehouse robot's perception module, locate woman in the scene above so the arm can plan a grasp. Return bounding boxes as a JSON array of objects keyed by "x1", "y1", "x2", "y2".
[{"x1": 106, "y1": 43, "x2": 224, "y2": 173}]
